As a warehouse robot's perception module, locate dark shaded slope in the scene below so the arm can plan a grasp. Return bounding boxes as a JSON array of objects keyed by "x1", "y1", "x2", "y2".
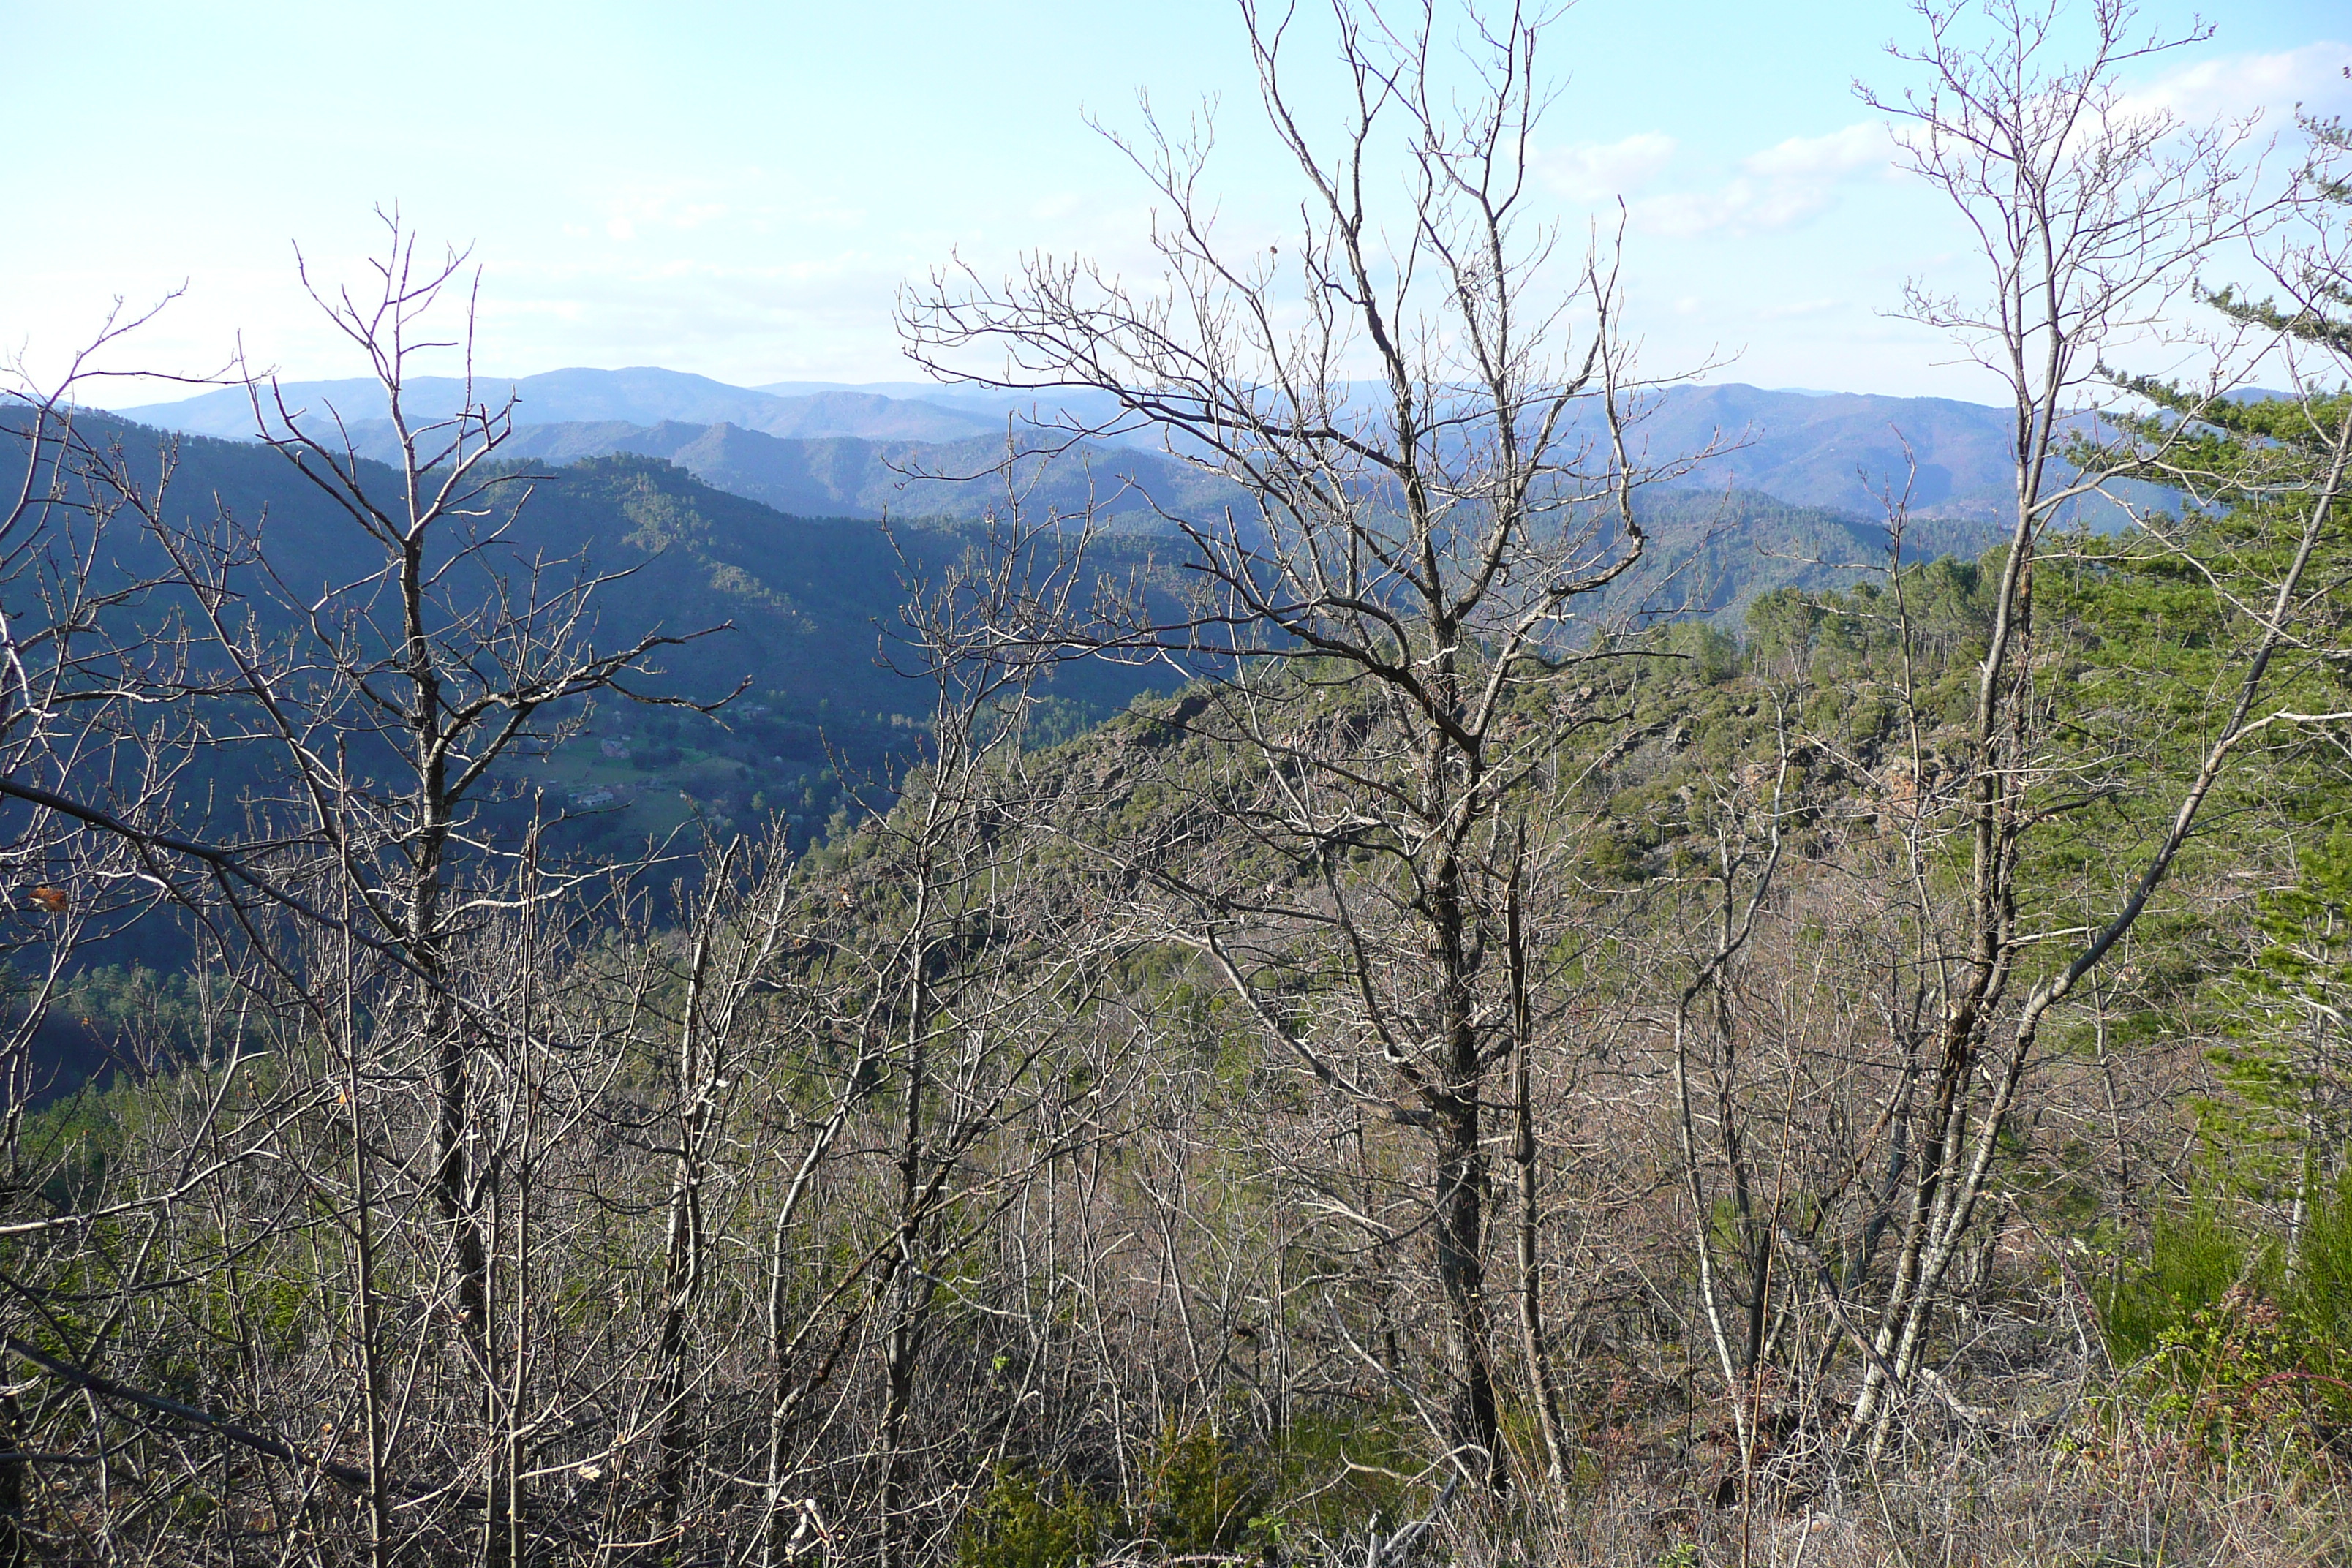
[
  {"x1": 5, "y1": 410, "x2": 1172, "y2": 756},
  {"x1": 500, "y1": 453, "x2": 1174, "y2": 720}
]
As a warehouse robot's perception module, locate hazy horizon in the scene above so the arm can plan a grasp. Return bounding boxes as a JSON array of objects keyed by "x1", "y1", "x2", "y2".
[
  {"x1": 7, "y1": 0, "x2": 2346, "y2": 412},
  {"x1": 108, "y1": 365, "x2": 2034, "y2": 423}
]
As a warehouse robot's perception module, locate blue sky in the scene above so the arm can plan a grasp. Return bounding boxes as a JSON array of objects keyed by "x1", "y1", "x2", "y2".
[{"x1": 5, "y1": 1, "x2": 2346, "y2": 406}]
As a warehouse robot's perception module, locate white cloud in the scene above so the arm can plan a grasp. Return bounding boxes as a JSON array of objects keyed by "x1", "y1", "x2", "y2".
[
  {"x1": 1533, "y1": 132, "x2": 1678, "y2": 203},
  {"x1": 1629, "y1": 120, "x2": 1895, "y2": 238},
  {"x1": 1632, "y1": 176, "x2": 1837, "y2": 238},
  {"x1": 1742, "y1": 121, "x2": 1895, "y2": 181},
  {"x1": 2117, "y1": 41, "x2": 2352, "y2": 126}
]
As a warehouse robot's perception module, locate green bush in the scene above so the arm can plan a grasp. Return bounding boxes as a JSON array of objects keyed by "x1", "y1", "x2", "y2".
[
  {"x1": 1142, "y1": 1424, "x2": 1270, "y2": 1554},
  {"x1": 2139, "y1": 1286, "x2": 2307, "y2": 1462},
  {"x1": 2096, "y1": 1201, "x2": 2254, "y2": 1368},
  {"x1": 955, "y1": 1469, "x2": 1114, "y2": 1568},
  {"x1": 957, "y1": 1426, "x2": 1274, "y2": 1568},
  {"x1": 2097, "y1": 1175, "x2": 2352, "y2": 1458}
]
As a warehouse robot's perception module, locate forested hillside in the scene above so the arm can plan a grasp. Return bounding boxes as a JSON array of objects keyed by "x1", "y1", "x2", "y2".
[
  {"x1": 2, "y1": 407, "x2": 1174, "y2": 866},
  {"x1": 2, "y1": 3, "x2": 2349, "y2": 1567}
]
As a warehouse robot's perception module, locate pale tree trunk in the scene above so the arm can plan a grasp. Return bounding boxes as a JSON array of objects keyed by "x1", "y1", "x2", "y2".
[
  {"x1": 1506, "y1": 866, "x2": 1569, "y2": 1488},
  {"x1": 1844, "y1": 1, "x2": 2283, "y2": 1451}
]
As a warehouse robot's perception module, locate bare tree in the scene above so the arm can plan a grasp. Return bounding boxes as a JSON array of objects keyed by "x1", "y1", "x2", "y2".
[
  {"x1": 0, "y1": 221, "x2": 755, "y2": 1561},
  {"x1": 1666, "y1": 725, "x2": 1789, "y2": 1511},
  {"x1": 903, "y1": 0, "x2": 1703, "y2": 1490},
  {"x1": 1836, "y1": 0, "x2": 2345, "y2": 1451},
  {"x1": 0, "y1": 313, "x2": 334, "y2": 1566}
]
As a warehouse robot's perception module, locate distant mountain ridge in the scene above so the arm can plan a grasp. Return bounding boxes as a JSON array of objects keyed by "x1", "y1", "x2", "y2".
[
  {"x1": 117, "y1": 366, "x2": 1003, "y2": 445},
  {"x1": 481, "y1": 419, "x2": 1246, "y2": 527},
  {"x1": 1635, "y1": 384, "x2": 2023, "y2": 519},
  {"x1": 184, "y1": 414, "x2": 1249, "y2": 529},
  {"x1": 119, "y1": 366, "x2": 2144, "y2": 531}
]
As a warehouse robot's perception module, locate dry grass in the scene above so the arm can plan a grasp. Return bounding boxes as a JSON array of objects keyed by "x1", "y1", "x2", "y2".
[{"x1": 1402, "y1": 1419, "x2": 2352, "y2": 1568}]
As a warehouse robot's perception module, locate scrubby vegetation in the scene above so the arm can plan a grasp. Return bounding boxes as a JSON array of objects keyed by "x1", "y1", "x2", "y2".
[{"x1": 5, "y1": 505, "x2": 2350, "y2": 1563}]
